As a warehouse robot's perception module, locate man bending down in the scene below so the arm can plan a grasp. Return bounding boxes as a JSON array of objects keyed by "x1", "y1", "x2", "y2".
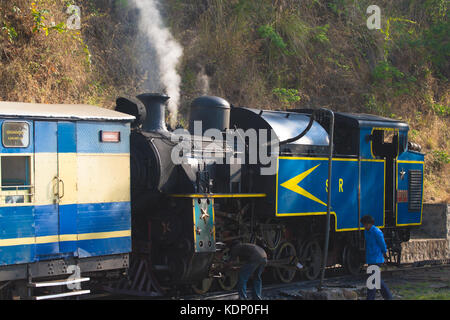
[{"x1": 228, "y1": 240, "x2": 267, "y2": 300}]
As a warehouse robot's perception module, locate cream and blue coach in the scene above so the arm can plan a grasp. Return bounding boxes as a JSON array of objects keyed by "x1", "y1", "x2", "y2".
[{"x1": 0, "y1": 101, "x2": 134, "y2": 299}]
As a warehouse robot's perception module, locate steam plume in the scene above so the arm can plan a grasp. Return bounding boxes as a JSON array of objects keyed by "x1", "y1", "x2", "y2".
[
  {"x1": 131, "y1": 0, "x2": 183, "y2": 127},
  {"x1": 197, "y1": 65, "x2": 210, "y2": 95}
]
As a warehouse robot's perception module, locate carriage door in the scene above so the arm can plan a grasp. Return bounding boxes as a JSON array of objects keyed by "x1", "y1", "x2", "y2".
[
  {"x1": 34, "y1": 121, "x2": 60, "y2": 258},
  {"x1": 34, "y1": 121, "x2": 77, "y2": 258},
  {"x1": 56, "y1": 122, "x2": 78, "y2": 256}
]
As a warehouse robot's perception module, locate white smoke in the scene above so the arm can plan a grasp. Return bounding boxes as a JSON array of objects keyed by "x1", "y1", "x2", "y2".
[
  {"x1": 131, "y1": 0, "x2": 183, "y2": 127},
  {"x1": 197, "y1": 65, "x2": 210, "y2": 95}
]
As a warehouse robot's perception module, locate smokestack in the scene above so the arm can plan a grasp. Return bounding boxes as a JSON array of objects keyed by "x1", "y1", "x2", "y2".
[{"x1": 136, "y1": 93, "x2": 170, "y2": 132}]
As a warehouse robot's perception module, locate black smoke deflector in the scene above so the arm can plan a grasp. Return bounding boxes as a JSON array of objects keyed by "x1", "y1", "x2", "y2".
[{"x1": 115, "y1": 96, "x2": 147, "y2": 128}]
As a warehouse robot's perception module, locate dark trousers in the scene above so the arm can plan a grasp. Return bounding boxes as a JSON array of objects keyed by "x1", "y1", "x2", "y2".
[
  {"x1": 237, "y1": 258, "x2": 267, "y2": 300},
  {"x1": 367, "y1": 264, "x2": 393, "y2": 300}
]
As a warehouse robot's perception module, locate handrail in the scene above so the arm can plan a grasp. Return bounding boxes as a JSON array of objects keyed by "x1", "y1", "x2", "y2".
[
  {"x1": 317, "y1": 108, "x2": 335, "y2": 291},
  {"x1": 279, "y1": 111, "x2": 316, "y2": 146}
]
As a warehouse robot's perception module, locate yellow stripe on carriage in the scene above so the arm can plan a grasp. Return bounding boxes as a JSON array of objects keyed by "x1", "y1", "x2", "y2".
[
  {"x1": 77, "y1": 230, "x2": 131, "y2": 241},
  {"x1": 0, "y1": 230, "x2": 131, "y2": 247},
  {"x1": 59, "y1": 234, "x2": 78, "y2": 242},
  {"x1": 0, "y1": 237, "x2": 36, "y2": 247},
  {"x1": 35, "y1": 235, "x2": 60, "y2": 244}
]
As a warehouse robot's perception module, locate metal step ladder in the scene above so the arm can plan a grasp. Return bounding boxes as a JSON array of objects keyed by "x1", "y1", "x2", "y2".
[{"x1": 28, "y1": 276, "x2": 91, "y2": 300}]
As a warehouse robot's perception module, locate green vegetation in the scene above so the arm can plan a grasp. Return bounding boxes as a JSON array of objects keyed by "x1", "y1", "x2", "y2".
[
  {"x1": 313, "y1": 24, "x2": 330, "y2": 44},
  {"x1": 371, "y1": 61, "x2": 417, "y2": 96},
  {"x1": 432, "y1": 150, "x2": 450, "y2": 167},
  {"x1": 258, "y1": 25, "x2": 289, "y2": 53},
  {"x1": 391, "y1": 281, "x2": 450, "y2": 300},
  {"x1": 432, "y1": 103, "x2": 450, "y2": 117},
  {"x1": 1, "y1": 23, "x2": 18, "y2": 42},
  {"x1": 416, "y1": 20, "x2": 450, "y2": 78},
  {"x1": 272, "y1": 88, "x2": 301, "y2": 108},
  {"x1": 378, "y1": 17, "x2": 417, "y2": 59}
]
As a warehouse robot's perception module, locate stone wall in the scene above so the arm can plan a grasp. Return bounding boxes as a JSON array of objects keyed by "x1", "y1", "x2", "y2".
[
  {"x1": 448, "y1": 204, "x2": 450, "y2": 239},
  {"x1": 411, "y1": 204, "x2": 449, "y2": 239},
  {"x1": 401, "y1": 239, "x2": 449, "y2": 263},
  {"x1": 401, "y1": 203, "x2": 450, "y2": 263}
]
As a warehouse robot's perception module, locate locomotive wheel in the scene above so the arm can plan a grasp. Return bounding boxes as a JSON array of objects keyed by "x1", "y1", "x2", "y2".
[
  {"x1": 301, "y1": 239, "x2": 322, "y2": 280},
  {"x1": 238, "y1": 221, "x2": 254, "y2": 244},
  {"x1": 296, "y1": 239, "x2": 307, "y2": 261},
  {"x1": 218, "y1": 270, "x2": 239, "y2": 291},
  {"x1": 238, "y1": 219, "x2": 256, "y2": 243},
  {"x1": 343, "y1": 245, "x2": 363, "y2": 275},
  {"x1": 192, "y1": 278, "x2": 214, "y2": 294},
  {"x1": 273, "y1": 241, "x2": 297, "y2": 283},
  {"x1": 261, "y1": 219, "x2": 282, "y2": 251},
  {"x1": 162, "y1": 253, "x2": 188, "y2": 283},
  {"x1": 217, "y1": 248, "x2": 239, "y2": 291}
]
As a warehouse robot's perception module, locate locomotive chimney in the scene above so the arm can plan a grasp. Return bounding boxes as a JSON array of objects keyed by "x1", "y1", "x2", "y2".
[{"x1": 136, "y1": 93, "x2": 170, "y2": 132}]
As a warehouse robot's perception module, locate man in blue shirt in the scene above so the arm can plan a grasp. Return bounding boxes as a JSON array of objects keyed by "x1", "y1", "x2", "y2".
[{"x1": 361, "y1": 215, "x2": 393, "y2": 300}]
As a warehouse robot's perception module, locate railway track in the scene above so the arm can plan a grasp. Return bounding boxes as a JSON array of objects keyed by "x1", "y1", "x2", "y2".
[
  {"x1": 85, "y1": 259, "x2": 450, "y2": 300},
  {"x1": 176, "y1": 259, "x2": 450, "y2": 300}
]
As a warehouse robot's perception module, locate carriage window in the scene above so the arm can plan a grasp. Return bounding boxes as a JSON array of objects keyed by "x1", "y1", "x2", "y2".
[
  {"x1": 1, "y1": 156, "x2": 32, "y2": 204},
  {"x1": 2, "y1": 122, "x2": 30, "y2": 148}
]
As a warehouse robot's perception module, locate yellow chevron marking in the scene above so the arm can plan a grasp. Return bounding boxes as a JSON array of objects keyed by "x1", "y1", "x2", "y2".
[{"x1": 280, "y1": 164, "x2": 327, "y2": 207}]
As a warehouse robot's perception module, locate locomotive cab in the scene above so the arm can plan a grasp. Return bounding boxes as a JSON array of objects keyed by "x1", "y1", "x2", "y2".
[
  {"x1": 231, "y1": 107, "x2": 424, "y2": 270},
  {"x1": 327, "y1": 113, "x2": 424, "y2": 262}
]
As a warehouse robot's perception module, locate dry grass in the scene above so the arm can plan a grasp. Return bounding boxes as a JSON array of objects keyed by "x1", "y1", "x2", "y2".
[
  {"x1": 0, "y1": 0, "x2": 448, "y2": 202},
  {"x1": 1, "y1": 0, "x2": 90, "y2": 103},
  {"x1": 0, "y1": 0, "x2": 142, "y2": 108}
]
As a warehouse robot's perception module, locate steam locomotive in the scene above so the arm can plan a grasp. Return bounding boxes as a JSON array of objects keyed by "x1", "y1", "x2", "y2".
[{"x1": 109, "y1": 93, "x2": 424, "y2": 295}]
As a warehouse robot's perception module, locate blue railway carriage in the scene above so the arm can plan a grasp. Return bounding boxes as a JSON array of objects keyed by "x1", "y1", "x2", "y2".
[{"x1": 0, "y1": 101, "x2": 134, "y2": 299}]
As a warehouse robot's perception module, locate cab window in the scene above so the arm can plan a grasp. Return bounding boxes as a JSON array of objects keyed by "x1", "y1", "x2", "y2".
[{"x1": 372, "y1": 129, "x2": 399, "y2": 158}]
